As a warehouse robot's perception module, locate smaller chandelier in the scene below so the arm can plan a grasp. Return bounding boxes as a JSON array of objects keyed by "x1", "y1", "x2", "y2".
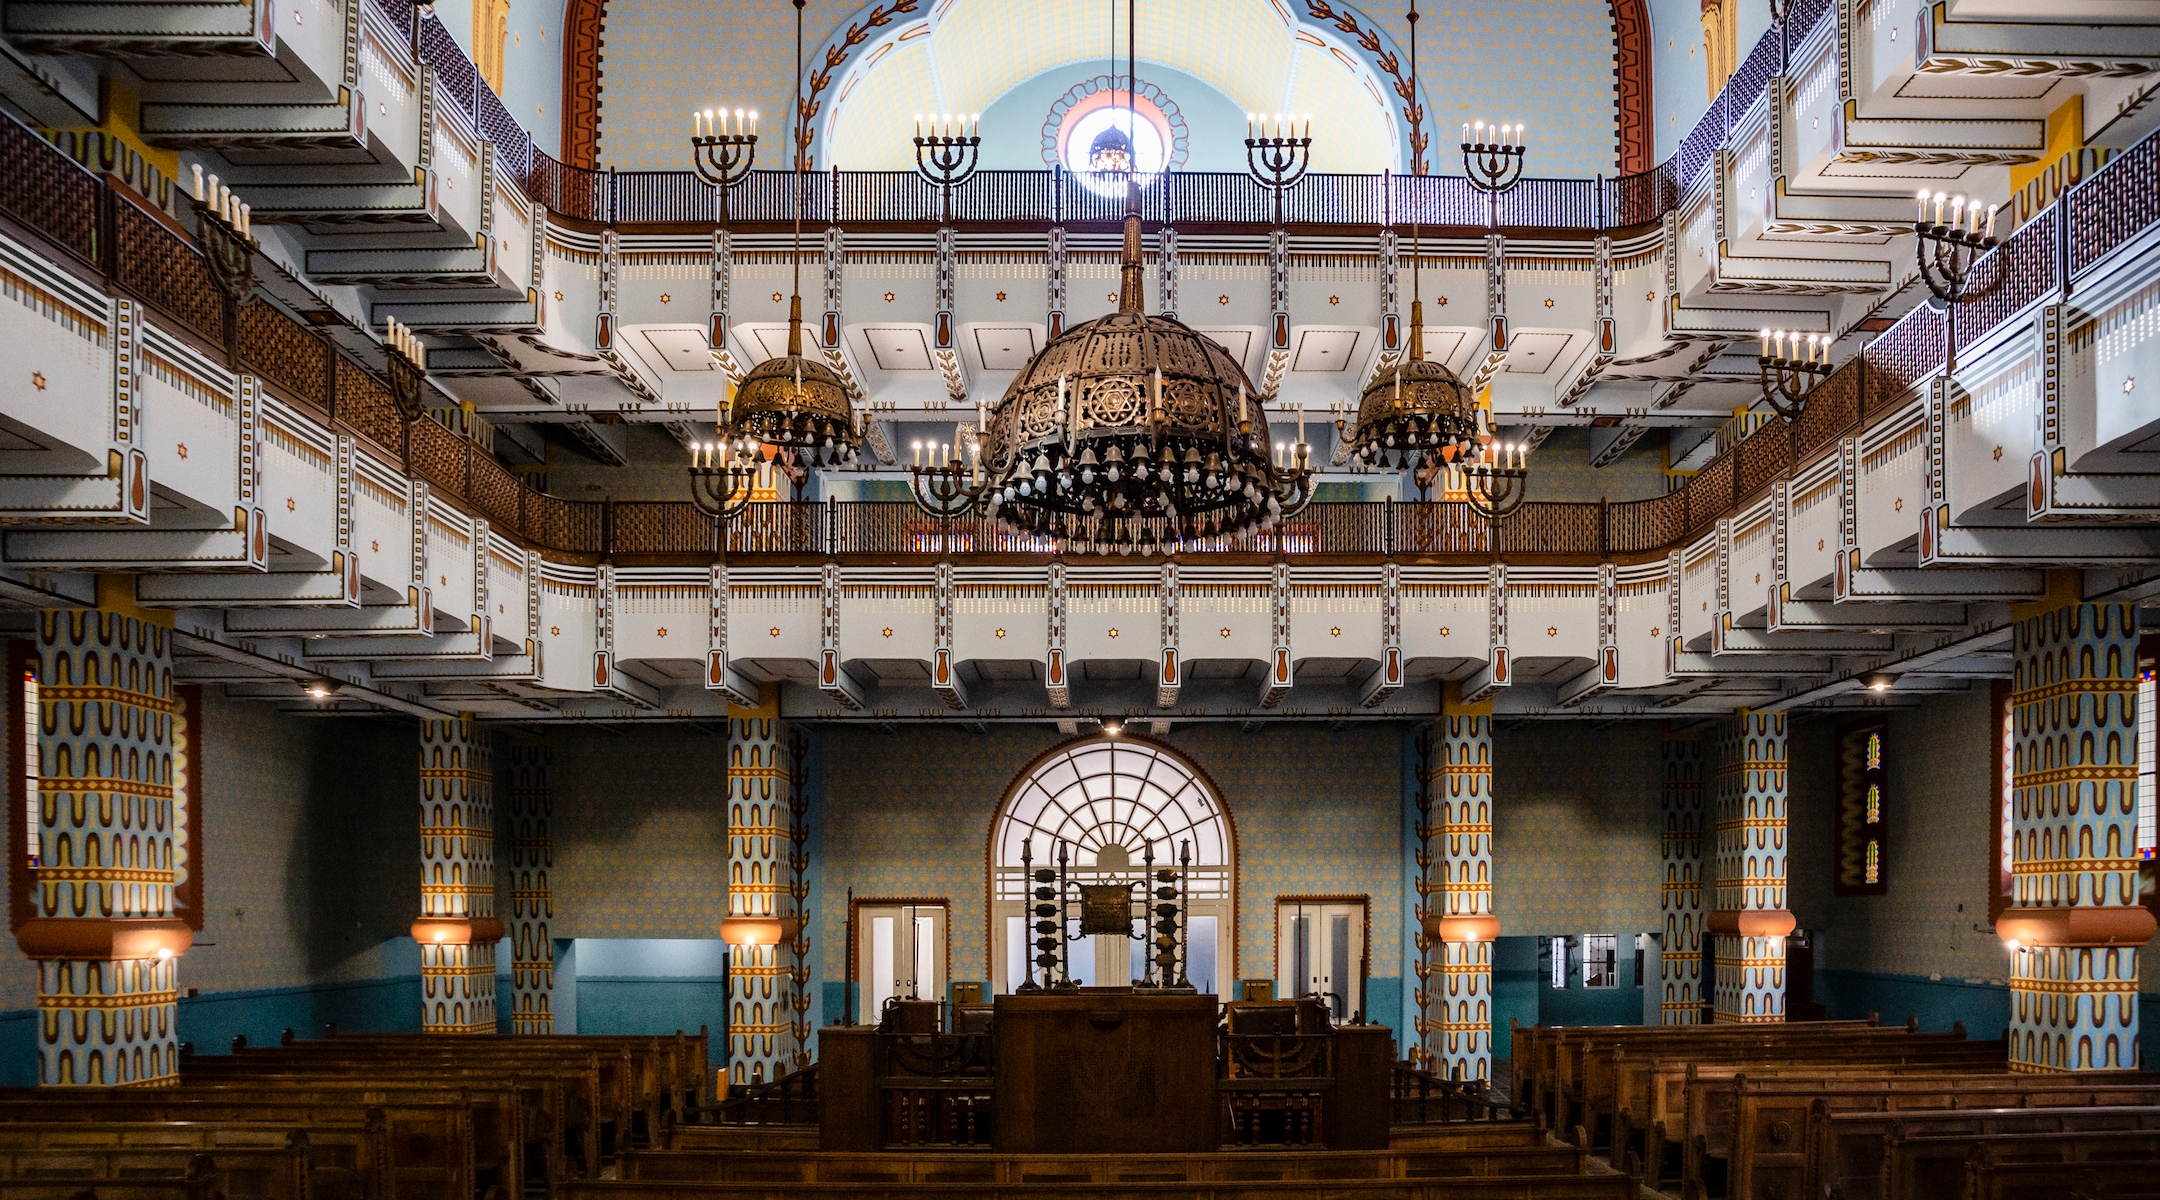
[
  {"x1": 1347, "y1": 305, "x2": 1477, "y2": 471},
  {"x1": 730, "y1": 297, "x2": 860, "y2": 470},
  {"x1": 1088, "y1": 124, "x2": 1135, "y2": 175}
]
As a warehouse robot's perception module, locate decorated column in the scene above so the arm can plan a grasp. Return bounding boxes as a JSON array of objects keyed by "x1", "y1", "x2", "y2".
[
  {"x1": 416, "y1": 715, "x2": 497, "y2": 1034},
  {"x1": 1659, "y1": 731, "x2": 1706, "y2": 1024},
  {"x1": 506, "y1": 740, "x2": 554, "y2": 1034},
  {"x1": 1710, "y1": 710, "x2": 1790, "y2": 1023},
  {"x1": 725, "y1": 692, "x2": 788, "y2": 1085},
  {"x1": 21, "y1": 609, "x2": 191, "y2": 1085},
  {"x1": 1424, "y1": 683, "x2": 1497, "y2": 1081},
  {"x1": 1999, "y1": 572, "x2": 2149, "y2": 1071}
]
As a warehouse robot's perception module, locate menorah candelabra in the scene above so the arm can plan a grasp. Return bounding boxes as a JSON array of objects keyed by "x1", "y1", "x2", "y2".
[
  {"x1": 384, "y1": 316, "x2": 428, "y2": 422},
  {"x1": 1245, "y1": 112, "x2": 1313, "y2": 226},
  {"x1": 686, "y1": 437, "x2": 771, "y2": 522},
  {"x1": 913, "y1": 112, "x2": 982, "y2": 224},
  {"x1": 689, "y1": 106, "x2": 759, "y2": 221},
  {"x1": 1914, "y1": 189, "x2": 1998, "y2": 371},
  {"x1": 1756, "y1": 328, "x2": 1834, "y2": 422},
  {"x1": 907, "y1": 435, "x2": 994, "y2": 520},
  {"x1": 1460, "y1": 438, "x2": 1530, "y2": 522},
  {"x1": 1460, "y1": 121, "x2": 1527, "y2": 228}
]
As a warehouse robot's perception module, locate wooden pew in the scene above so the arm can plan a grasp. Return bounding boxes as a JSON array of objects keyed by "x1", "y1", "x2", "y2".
[
  {"x1": 1692, "y1": 1072, "x2": 2160, "y2": 1200},
  {"x1": 1509, "y1": 1018, "x2": 1880, "y2": 1130},
  {"x1": 186, "y1": 1049, "x2": 587, "y2": 1179},
  {"x1": 616, "y1": 1146, "x2": 1588, "y2": 1184},
  {"x1": 1964, "y1": 1130, "x2": 2160, "y2": 1200},
  {"x1": 1819, "y1": 1105, "x2": 2160, "y2": 1200},
  {"x1": 306, "y1": 1031, "x2": 709, "y2": 1132},
  {"x1": 0, "y1": 1158, "x2": 217, "y2": 1200},
  {"x1": 228, "y1": 1037, "x2": 656, "y2": 1162},
  {"x1": 666, "y1": 1126, "x2": 817, "y2": 1154},
  {"x1": 0, "y1": 1122, "x2": 359, "y2": 1200},
  {"x1": 556, "y1": 1174, "x2": 1641, "y2": 1199},
  {"x1": 0, "y1": 1092, "x2": 475, "y2": 1200},
  {"x1": 1613, "y1": 1037, "x2": 2007, "y2": 1183},
  {"x1": 1384, "y1": 1123, "x2": 1547, "y2": 1152},
  {"x1": 0, "y1": 1133, "x2": 308, "y2": 1200}
]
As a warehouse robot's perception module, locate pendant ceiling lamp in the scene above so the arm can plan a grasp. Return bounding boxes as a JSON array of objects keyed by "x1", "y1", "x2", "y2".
[
  {"x1": 696, "y1": 0, "x2": 858, "y2": 502},
  {"x1": 1346, "y1": 0, "x2": 1477, "y2": 473},
  {"x1": 952, "y1": 0, "x2": 1312, "y2": 553}
]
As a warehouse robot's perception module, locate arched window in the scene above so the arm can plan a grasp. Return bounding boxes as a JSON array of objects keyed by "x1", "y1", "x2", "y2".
[{"x1": 989, "y1": 738, "x2": 1235, "y2": 996}]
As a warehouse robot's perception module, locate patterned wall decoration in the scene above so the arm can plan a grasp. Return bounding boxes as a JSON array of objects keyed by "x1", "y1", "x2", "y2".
[
  {"x1": 726, "y1": 699, "x2": 789, "y2": 1085},
  {"x1": 506, "y1": 739, "x2": 555, "y2": 1034},
  {"x1": 1786, "y1": 693, "x2": 2008, "y2": 985},
  {"x1": 418, "y1": 717, "x2": 495, "y2": 1035},
  {"x1": 1430, "y1": 695, "x2": 1495, "y2": 1081},
  {"x1": 1712, "y1": 709, "x2": 1788, "y2": 1024},
  {"x1": 31, "y1": 609, "x2": 181, "y2": 1086},
  {"x1": 539, "y1": 728, "x2": 729, "y2": 938},
  {"x1": 1659, "y1": 730, "x2": 1704, "y2": 1024},
  {"x1": 1490, "y1": 722, "x2": 1663, "y2": 934},
  {"x1": 1409, "y1": 727, "x2": 1438, "y2": 1070},
  {"x1": 814, "y1": 725, "x2": 1400, "y2": 999},
  {"x1": 589, "y1": 0, "x2": 1620, "y2": 177},
  {"x1": 2005, "y1": 578, "x2": 2142, "y2": 1072},
  {"x1": 783, "y1": 731, "x2": 812, "y2": 1071},
  {"x1": 1833, "y1": 720, "x2": 1887, "y2": 897}
]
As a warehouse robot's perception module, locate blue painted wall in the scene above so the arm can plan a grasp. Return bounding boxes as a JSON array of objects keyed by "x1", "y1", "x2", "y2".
[
  {"x1": 561, "y1": 939, "x2": 729, "y2": 1066},
  {"x1": 1535, "y1": 934, "x2": 1650, "y2": 1028},
  {"x1": 1491, "y1": 935, "x2": 1540, "y2": 1061}
]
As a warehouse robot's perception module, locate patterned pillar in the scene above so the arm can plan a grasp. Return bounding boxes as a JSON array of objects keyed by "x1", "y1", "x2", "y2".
[
  {"x1": 2001, "y1": 572, "x2": 2149, "y2": 1072},
  {"x1": 506, "y1": 740, "x2": 554, "y2": 1035},
  {"x1": 1710, "y1": 710, "x2": 1790, "y2": 1024},
  {"x1": 1427, "y1": 683, "x2": 1497, "y2": 1081},
  {"x1": 727, "y1": 694, "x2": 787, "y2": 1085},
  {"x1": 1659, "y1": 732, "x2": 1706, "y2": 1024},
  {"x1": 22, "y1": 610, "x2": 189, "y2": 1086},
  {"x1": 416, "y1": 716, "x2": 497, "y2": 1034}
]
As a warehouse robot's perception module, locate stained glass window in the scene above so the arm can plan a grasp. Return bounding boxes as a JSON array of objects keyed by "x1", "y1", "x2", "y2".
[{"x1": 1835, "y1": 720, "x2": 1888, "y2": 896}]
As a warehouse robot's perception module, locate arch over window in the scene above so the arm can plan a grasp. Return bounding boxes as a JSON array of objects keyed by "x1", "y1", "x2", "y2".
[{"x1": 987, "y1": 737, "x2": 1236, "y2": 993}]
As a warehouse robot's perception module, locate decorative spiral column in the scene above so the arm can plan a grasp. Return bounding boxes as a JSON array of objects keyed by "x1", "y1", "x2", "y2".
[
  {"x1": 1710, "y1": 710, "x2": 1790, "y2": 1024},
  {"x1": 727, "y1": 693, "x2": 788, "y2": 1085},
  {"x1": 506, "y1": 740, "x2": 555, "y2": 1034},
  {"x1": 1424, "y1": 683, "x2": 1497, "y2": 1081},
  {"x1": 416, "y1": 715, "x2": 497, "y2": 1034},
  {"x1": 1659, "y1": 731, "x2": 1706, "y2": 1024},
  {"x1": 20, "y1": 609, "x2": 191, "y2": 1085},
  {"x1": 1999, "y1": 573, "x2": 2151, "y2": 1071}
]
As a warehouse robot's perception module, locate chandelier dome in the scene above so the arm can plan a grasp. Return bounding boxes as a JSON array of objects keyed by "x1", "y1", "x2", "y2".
[
  {"x1": 975, "y1": 210, "x2": 1309, "y2": 552},
  {"x1": 1347, "y1": 307, "x2": 1476, "y2": 471},
  {"x1": 731, "y1": 299, "x2": 859, "y2": 468}
]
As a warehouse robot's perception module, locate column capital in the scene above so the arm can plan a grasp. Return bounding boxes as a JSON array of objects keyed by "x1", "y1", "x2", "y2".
[
  {"x1": 1996, "y1": 906, "x2": 2156, "y2": 948},
  {"x1": 16, "y1": 917, "x2": 192, "y2": 960},
  {"x1": 1705, "y1": 908, "x2": 1795, "y2": 938},
  {"x1": 411, "y1": 916, "x2": 505, "y2": 946}
]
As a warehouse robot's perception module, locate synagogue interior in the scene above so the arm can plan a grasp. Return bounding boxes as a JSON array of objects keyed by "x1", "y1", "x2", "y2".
[{"x1": 0, "y1": 0, "x2": 2156, "y2": 1190}]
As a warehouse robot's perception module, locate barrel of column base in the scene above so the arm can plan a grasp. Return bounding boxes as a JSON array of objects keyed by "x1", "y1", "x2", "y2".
[
  {"x1": 14, "y1": 918, "x2": 193, "y2": 960},
  {"x1": 1422, "y1": 913, "x2": 1500, "y2": 943},
  {"x1": 1994, "y1": 906, "x2": 2157, "y2": 948},
  {"x1": 410, "y1": 916, "x2": 506, "y2": 945},
  {"x1": 1705, "y1": 909, "x2": 1796, "y2": 938}
]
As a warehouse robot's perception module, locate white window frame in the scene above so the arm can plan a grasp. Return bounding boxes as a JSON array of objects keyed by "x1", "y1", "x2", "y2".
[{"x1": 1583, "y1": 934, "x2": 1619, "y2": 989}]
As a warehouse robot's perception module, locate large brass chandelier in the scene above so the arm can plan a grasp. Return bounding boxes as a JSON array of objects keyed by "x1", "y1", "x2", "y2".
[
  {"x1": 687, "y1": 0, "x2": 859, "y2": 520},
  {"x1": 909, "y1": 0, "x2": 1310, "y2": 552}
]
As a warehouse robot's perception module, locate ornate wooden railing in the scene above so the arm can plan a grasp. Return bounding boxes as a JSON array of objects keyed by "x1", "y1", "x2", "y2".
[
  {"x1": 1389, "y1": 1061, "x2": 1511, "y2": 1123},
  {"x1": 874, "y1": 1032, "x2": 994, "y2": 1149},
  {"x1": 696, "y1": 1062, "x2": 818, "y2": 1125}
]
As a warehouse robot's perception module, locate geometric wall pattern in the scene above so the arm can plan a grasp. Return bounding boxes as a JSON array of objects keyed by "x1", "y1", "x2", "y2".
[
  {"x1": 419, "y1": 716, "x2": 496, "y2": 1035},
  {"x1": 506, "y1": 739, "x2": 555, "y2": 1035},
  {"x1": 727, "y1": 705, "x2": 788, "y2": 1085},
  {"x1": 35, "y1": 609, "x2": 180, "y2": 1086},
  {"x1": 2007, "y1": 585, "x2": 2141, "y2": 1072},
  {"x1": 1712, "y1": 709, "x2": 1787, "y2": 1024},
  {"x1": 1433, "y1": 696, "x2": 1494, "y2": 1081},
  {"x1": 1658, "y1": 730, "x2": 1705, "y2": 1025}
]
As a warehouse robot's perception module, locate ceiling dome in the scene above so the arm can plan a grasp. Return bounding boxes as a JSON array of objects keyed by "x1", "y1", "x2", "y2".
[{"x1": 978, "y1": 211, "x2": 1306, "y2": 552}]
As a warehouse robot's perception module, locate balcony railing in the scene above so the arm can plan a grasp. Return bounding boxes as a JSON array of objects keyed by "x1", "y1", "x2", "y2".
[{"x1": 2, "y1": 52, "x2": 2155, "y2": 569}]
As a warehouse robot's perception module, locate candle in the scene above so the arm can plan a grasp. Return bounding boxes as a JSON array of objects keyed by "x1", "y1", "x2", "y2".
[
  {"x1": 1986, "y1": 205, "x2": 1998, "y2": 238},
  {"x1": 1932, "y1": 192, "x2": 1944, "y2": 224},
  {"x1": 1238, "y1": 385, "x2": 1248, "y2": 426},
  {"x1": 1462, "y1": 122, "x2": 1470, "y2": 143},
  {"x1": 1950, "y1": 196, "x2": 1964, "y2": 231},
  {"x1": 912, "y1": 440, "x2": 921, "y2": 467},
  {"x1": 1297, "y1": 403, "x2": 1304, "y2": 445},
  {"x1": 1474, "y1": 120, "x2": 1484, "y2": 144},
  {"x1": 1152, "y1": 367, "x2": 1162, "y2": 418},
  {"x1": 191, "y1": 163, "x2": 204, "y2": 202},
  {"x1": 1916, "y1": 188, "x2": 1928, "y2": 222},
  {"x1": 1056, "y1": 374, "x2": 1067, "y2": 425},
  {"x1": 1303, "y1": 112, "x2": 1312, "y2": 139},
  {"x1": 1760, "y1": 328, "x2": 1769, "y2": 357},
  {"x1": 239, "y1": 203, "x2": 250, "y2": 239},
  {"x1": 207, "y1": 174, "x2": 220, "y2": 208}
]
